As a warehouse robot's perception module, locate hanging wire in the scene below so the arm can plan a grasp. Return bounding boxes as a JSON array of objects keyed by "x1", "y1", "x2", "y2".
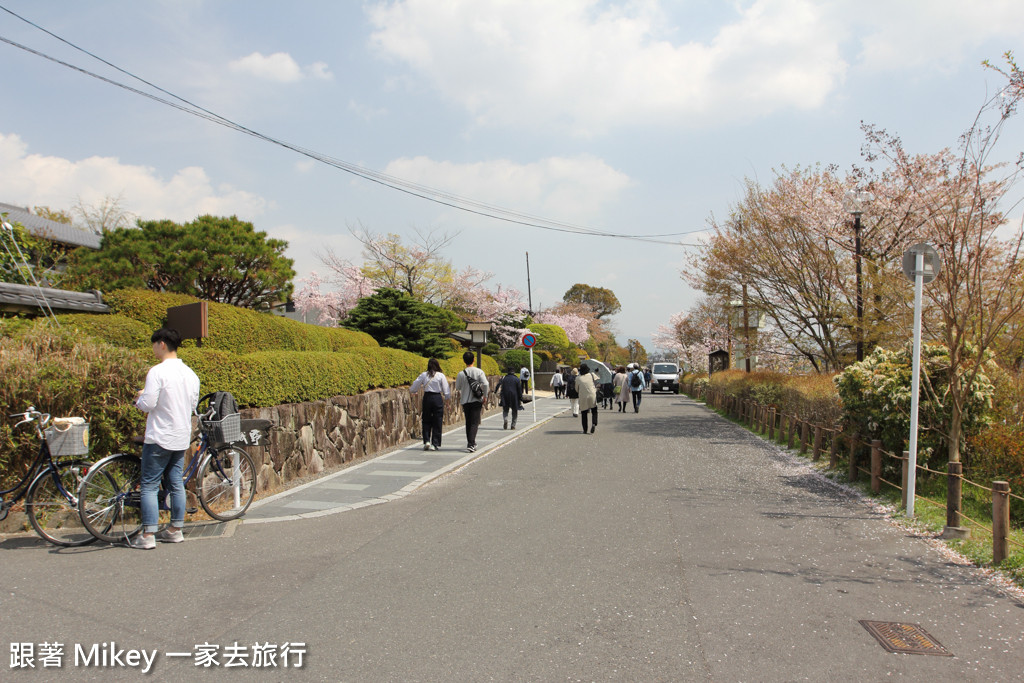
[
  {"x1": 0, "y1": 220, "x2": 60, "y2": 325},
  {"x1": 0, "y1": 6, "x2": 707, "y2": 247}
]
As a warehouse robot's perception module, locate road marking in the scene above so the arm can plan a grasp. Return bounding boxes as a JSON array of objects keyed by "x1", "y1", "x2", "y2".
[
  {"x1": 320, "y1": 483, "x2": 371, "y2": 491},
  {"x1": 368, "y1": 470, "x2": 433, "y2": 478},
  {"x1": 282, "y1": 500, "x2": 348, "y2": 510}
]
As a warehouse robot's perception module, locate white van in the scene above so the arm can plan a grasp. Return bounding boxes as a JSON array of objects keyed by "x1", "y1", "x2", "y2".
[{"x1": 650, "y1": 362, "x2": 680, "y2": 394}]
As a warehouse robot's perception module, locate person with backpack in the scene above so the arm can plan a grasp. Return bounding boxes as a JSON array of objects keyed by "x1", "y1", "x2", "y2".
[
  {"x1": 628, "y1": 363, "x2": 646, "y2": 413},
  {"x1": 498, "y1": 367, "x2": 524, "y2": 430},
  {"x1": 519, "y1": 366, "x2": 531, "y2": 393},
  {"x1": 410, "y1": 358, "x2": 451, "y2": 451},
  {"x1": 131, "y1": 327, "x2": 200, "y2": 549},
  {"x1": 566, "y1": 367, "x2": 580, "y2": 417},
  {"x1": 455, "y1": 350, "x2": 489, "y2": 453},
  {"x1": 550, "y1": 368, "x2": 564, "y2": 399}
]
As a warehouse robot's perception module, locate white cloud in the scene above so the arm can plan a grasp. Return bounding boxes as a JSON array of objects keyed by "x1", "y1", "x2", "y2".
[
  {"x1": 367, "y1": 0, "x2": 848, "y2": 134},
  {"x1": 851, "y1": 0, "x2": 1024, "y2": 72},
  {"x1": 228, "y1": 51, "x2": 333, "y2": 83},
  {"x1": 381, "y1": 154, "x2": 632, "y2": 222},
  {"x1": 0, "y1": 133, "x2": 268, "y2": 222}
]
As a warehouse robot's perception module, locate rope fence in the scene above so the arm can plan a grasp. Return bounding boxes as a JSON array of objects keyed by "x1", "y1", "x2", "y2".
[{"x1": 688, "y1": 382, "x2": 1023, "y2": 568}]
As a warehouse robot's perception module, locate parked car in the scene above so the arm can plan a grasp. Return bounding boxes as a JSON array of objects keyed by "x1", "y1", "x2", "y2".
[{"x1": 650, "y1": 362, "x2": 680, "y2": 394}]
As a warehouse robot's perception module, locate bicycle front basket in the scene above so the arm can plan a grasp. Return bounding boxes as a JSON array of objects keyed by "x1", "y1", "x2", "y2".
[
  {"x1": 202, "y1": 413, "x2": 241, "y2": 444},
  {"x1": 45, "y1": 420, "x2": 90, "y2": 456}
]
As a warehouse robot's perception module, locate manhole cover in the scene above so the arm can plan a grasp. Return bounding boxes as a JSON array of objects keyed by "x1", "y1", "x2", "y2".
[{"x1": 859, "y1": 621, "x2": 952, "y2": 656}]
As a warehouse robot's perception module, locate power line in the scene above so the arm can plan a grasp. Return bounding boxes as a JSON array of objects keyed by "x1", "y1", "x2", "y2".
[{"x1": 0, "y1": 6, "x2": 708, "y2": 247}]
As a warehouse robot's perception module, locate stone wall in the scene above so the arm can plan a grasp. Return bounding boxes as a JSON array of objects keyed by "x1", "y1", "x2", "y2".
[{"x1": 240, "y1": 377, "x2": 501, "y2": 493}]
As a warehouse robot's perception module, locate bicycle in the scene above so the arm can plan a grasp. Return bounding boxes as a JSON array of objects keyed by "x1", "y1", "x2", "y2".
[
  {"x1": 77, "y1": 395, "x2": 257, "y2": 543},
  {"x1": 0, "y1": 407, "x2": 97, "y2": 547}
]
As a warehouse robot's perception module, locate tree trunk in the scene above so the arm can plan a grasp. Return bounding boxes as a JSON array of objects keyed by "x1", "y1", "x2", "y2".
[{"x1": 946, "y1": 401, "x2": 963, "y2": 528}]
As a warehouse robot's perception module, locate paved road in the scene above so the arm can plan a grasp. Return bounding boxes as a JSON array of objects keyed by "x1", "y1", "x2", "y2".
[{"x1": 3, "y1": 393, "x2": 1024, "y2": 681}]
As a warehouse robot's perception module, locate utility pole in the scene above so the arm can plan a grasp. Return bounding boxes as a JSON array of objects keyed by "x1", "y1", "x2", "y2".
[
  {"x1": 742, "y1": 283, "x2": 752, "y2": 372},
  {"x1": 854, "y1": 213, "x2": 864, "y2": 362},
  {"x1": 525, "y1": 251, "x2": 533, "y2": 315}
]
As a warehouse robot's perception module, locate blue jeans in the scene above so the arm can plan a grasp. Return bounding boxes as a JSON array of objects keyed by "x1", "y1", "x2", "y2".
[{"x1": 140, "y1": 442, "x2": 186, "y2": 533}]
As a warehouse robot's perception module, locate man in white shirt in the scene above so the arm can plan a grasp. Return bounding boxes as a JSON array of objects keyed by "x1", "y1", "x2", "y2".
[
  {"x1": 131, "y1": 327, "x2": 200, "y2": 549},
  {"x1": 454, "y1": 350, "x2": 489, "y2": 453}
]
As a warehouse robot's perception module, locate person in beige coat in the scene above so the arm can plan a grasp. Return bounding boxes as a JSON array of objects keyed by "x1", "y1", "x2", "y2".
[{"x1": 576, "y1": 364, "x2": 599, "y2": 434}]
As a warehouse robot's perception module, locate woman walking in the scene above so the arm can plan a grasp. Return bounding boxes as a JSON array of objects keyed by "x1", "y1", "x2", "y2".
[
  {"x1": 615, "y1": 365, "x2": 630, "y2": 412},
  {"x1": 410, "y1": 358, "x2": 450, "y2": 450},
  {"x1": 576, "y1": 364, "x2": 599, "y2": 434},
  {"x1": 551, "y1": 368, "x2": 565, "y2": 399},
  {"x1": 566, "y1": 367, "x2": 580, "y2": 417}
]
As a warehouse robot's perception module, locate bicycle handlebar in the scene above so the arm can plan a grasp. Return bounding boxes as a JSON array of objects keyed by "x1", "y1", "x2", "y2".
[{"x1": 9, "y1": 406, "x2": 51, "y2": 430}]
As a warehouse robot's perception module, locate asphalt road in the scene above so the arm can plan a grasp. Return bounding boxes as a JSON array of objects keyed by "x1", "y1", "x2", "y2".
[{"x1": 4, "y1": 393, "x2": 1024, "y2": 682}]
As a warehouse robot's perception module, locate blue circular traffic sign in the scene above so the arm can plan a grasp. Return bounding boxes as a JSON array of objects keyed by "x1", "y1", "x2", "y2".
[{"x1": 522, "y1": 333, "x2": 536, "y2": 348}]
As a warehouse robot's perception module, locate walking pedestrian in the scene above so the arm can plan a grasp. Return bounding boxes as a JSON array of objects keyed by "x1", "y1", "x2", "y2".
[
  {"x1": 455, "y1": 350, "x2": 489, "y2": 452},
  {"x1": 628, "y1": 363, "x2": 646, "y2": 413},
  {"x1": 577, "y1": 364, "x2": 599, "y2": 434},
  {"x1": 615, "y1": 365, "x2": 630, "y2": 412},
  {"x1": 550, "y1": 368, "x2": 564, "y2": 399},
  {"x1": 519, "y1": 366, "x2": 531, "y2": 393},
  {"x1": 566, "y1": 367, "x2": 580, "y2": 417},
  {"x1": 410, "y1": 358, "x2": 450, "y2": 451},
  {"x1": 498, "y1": 367, "x2": 523, "y2": 430},
  {"x1": 131, "y1": 327, "x2": 200, "y2": 549},
  {"x1": 601, "y1": 369, "x2": 614, "y2": 410}
]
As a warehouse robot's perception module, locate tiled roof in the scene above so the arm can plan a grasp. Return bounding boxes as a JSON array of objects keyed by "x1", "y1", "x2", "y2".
[
  {"x1": 0, "y1": 202, "x2": 102, "y2": 249},
  {"x1": 0, "y1": 281, "x2": 109, "y2": 314}
]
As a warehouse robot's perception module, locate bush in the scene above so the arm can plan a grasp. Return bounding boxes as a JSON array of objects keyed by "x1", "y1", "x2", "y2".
[
  {"x1": 178, "y1": 346, "x2": 501, "y2": 408},
  {"x1": 835, "y1": 342, "x2": 994, "y2": 469},
  {"x1": 53, "y1": 313, "x2": 153, "y2": 349},
  {"x1": 500, "y1": 349, "x2": 532, "y2": 374},
  {"x1": 0, "y1": 326, "x2": 149, "y2": 487},
  {"x1": 967, "y1": 424, "x2": 1024, "y2": 523},
  {"x1": 104, "y1": 288, "x2": 377, "y2": 353}
]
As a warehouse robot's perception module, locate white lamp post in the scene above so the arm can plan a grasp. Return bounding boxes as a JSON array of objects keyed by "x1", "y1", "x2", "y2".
[{"x1": 844, "y1": 190, "x2": 874, "y2": 362}]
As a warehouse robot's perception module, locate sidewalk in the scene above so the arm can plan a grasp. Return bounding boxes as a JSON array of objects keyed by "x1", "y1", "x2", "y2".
[{"x1": 244, "y1": 394, "x2": 568, "y2": 524}]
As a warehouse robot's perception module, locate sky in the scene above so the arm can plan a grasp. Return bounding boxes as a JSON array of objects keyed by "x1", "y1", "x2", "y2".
[{"x1": 0, "y1": 0, "x2": 1022, "y2": 350}]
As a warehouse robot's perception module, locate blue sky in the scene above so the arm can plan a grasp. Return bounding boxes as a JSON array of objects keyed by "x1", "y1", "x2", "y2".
[{"x1": 1, "y1": 1, "x2": 1022, "y2": 349}]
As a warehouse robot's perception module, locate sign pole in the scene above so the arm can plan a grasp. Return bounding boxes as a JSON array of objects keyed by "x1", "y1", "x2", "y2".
[
  {"x1": 906, "y1": 250, "x2": 925, "y2": 518},
  {"x1": 529, "y1": 347, "x2": 536, "y2": 423}
]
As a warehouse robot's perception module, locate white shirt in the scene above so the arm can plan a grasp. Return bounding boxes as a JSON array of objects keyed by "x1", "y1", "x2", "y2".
[
  {"x1": 410, "y1": 371, "x2": 451, "y2": 397},
  {"x1": 136, "y1": 357, "x2": 201, "y2": 451}
]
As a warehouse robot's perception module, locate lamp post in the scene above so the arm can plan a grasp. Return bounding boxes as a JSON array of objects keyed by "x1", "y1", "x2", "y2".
[
  {"x1": 844, "y1": 190, "x2": 874, "y2": 362},
  {"x1": 465, "y1": 321, "x2": 491, "y2": 369}
]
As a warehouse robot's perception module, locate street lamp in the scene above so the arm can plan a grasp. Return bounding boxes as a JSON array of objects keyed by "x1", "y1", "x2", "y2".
[
  {"x1": 465, "y1": 321, "x2": 492, "y2": 368},
  {"x1": 844, "y1": 190, "x2": 874, "y2": 362}
]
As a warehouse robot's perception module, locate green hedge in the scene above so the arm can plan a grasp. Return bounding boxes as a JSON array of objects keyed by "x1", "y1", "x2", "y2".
[
  {"x1": 104, "y1": 289, "x2": 378, "y2": 353},
  {"x1": 53, "y1": 313, "x2": 153, "y2": 349},
  {"x1": 179, "y1": 346, "x2": 500, "y2": 407}
]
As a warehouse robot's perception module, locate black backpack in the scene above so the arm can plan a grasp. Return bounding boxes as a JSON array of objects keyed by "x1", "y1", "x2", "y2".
[
  {"x1": 630, "y1": 371, "x2": 643, "y2": 389},
  {"x1": 462, "y1": 370, "x2": 486, "y2": 400},
  {"x1": 203, "y1": 391, "x2": 239, "y2": 419}
]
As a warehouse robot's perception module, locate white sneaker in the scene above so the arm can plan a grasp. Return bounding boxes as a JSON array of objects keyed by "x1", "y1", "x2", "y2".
[
  {"x1": 156, "y1": 527, "x2": 184, "y2": 543},
  {"x1": 423, "y1": 443, "x2": 430, "y2": 451},
  {"x1": 430, "y1": 444, "x2": 439, "y2": 451},
  {"x1": 129, "y1": 533, "x2": 156, "y2": 550}
]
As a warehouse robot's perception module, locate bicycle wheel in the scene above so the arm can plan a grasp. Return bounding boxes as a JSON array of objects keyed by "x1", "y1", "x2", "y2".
[
  {"x1": 25, "y1": 460, "x2": 97, "y2": 547},
  {"x1": 198, "y1": 446, "x2": 256, "y2": 521},
  {"x1": 78, "y1": 454, "x2": 143, "y2": 543}
]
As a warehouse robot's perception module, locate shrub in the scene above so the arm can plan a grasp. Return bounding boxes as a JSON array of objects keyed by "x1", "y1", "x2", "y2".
[
  {"x1": 0, "y1": 326, "x2": 148, "y2": 487},
  {"x1": 104, "y1": 288, "x2": 377, "y2": 353},
  {"x1": 835, "y1": 342, "x2": 995, "y2": 469},
  {"x1": 501, "y1": 349, "x2": 532, "y2": 374},
  {"x1": 53, "y1": 313, "x2": 153, "y2": 349},
  {"x1": 967, "y1": 424, "x2": 1024, "y2": 523}
]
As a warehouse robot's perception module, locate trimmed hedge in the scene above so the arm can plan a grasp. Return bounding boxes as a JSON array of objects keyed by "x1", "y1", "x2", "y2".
[
  {"x1": 53, "y1": 313, "x2": 153, "y2": 349},
  {"x1": 179, "y1": 346, "x2": 500, "y2": 407},
  {"x1": 104, "y1": 289, "x2": 378, "y2": 353}
]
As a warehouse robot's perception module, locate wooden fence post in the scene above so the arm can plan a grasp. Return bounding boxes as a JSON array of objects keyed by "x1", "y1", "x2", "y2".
[
  {"x1": 787, "y1": 415, "x2": 796, "y2": 449},
  {"x1": 800, "y1": 420, "x2": 809, "y2": 455},
  {"x1": 993, "y1": 481, "x2": 1010, "y2": 564},
  {"x1": 870, "y1": 440, "x2": 882, "y2": 494},
  {"x1": 812, "y1": 426, "x2": 823, "y2": 462},
  {"x1": 848, "y1": 435, "x2": 859, "y2": 482},
  {"x1": 947, "y1": 462, "x2": 963, "y2": 529},
  {"x1": 901, "y1": 451, "x2": 910, "y2": 510},
  {"x1": 828, "y1": 430, "x2": 839, "y2": 469},
  {"x1": 768, "y1": 409, "x2": 776, "y2": 441}
]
